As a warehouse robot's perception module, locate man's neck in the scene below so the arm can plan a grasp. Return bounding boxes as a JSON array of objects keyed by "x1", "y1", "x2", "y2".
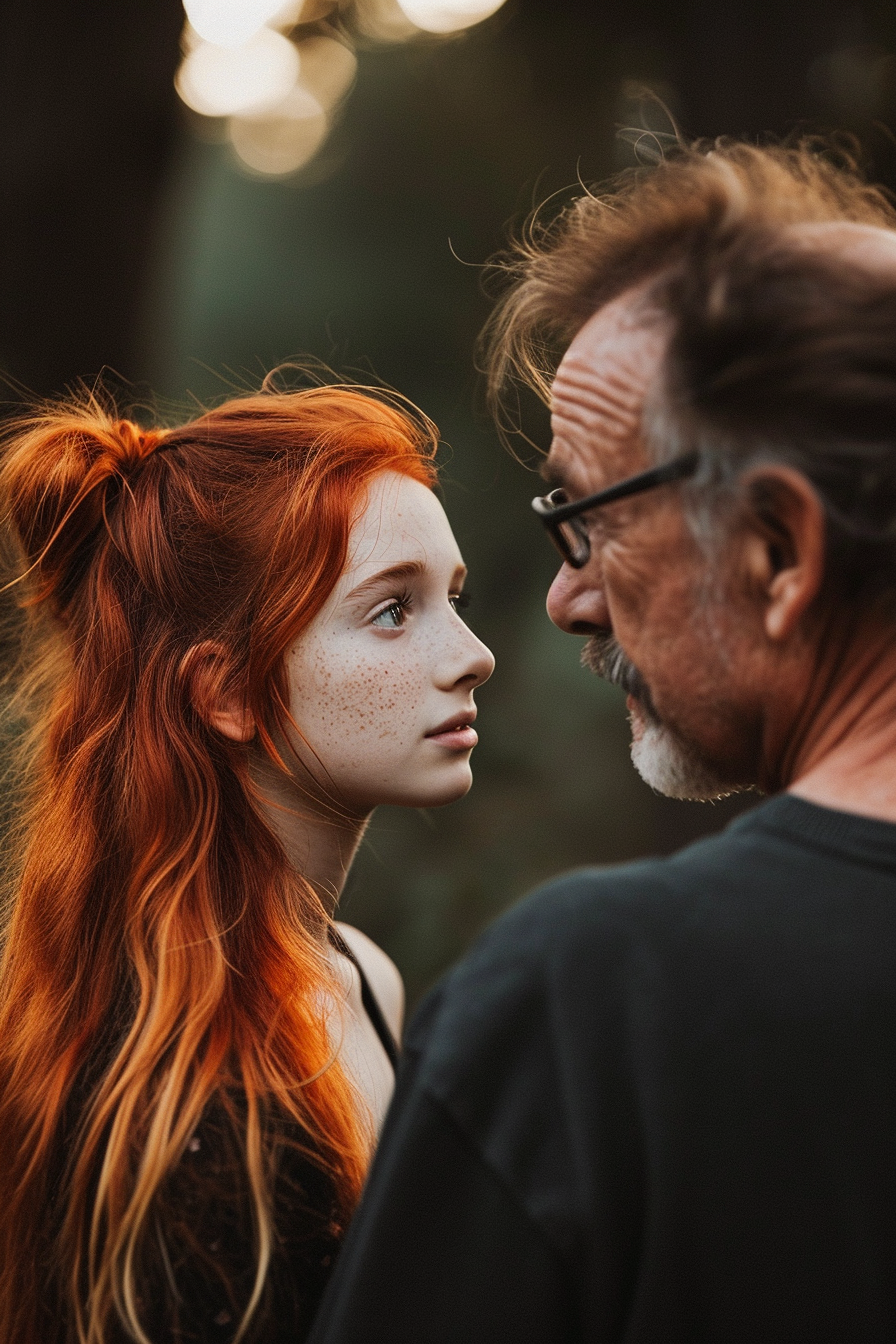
[{"x1": 786, "y1": 617, "x2": 896, "y2": 823}]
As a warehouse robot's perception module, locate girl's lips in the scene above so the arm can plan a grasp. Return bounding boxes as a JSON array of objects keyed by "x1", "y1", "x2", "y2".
[
  {"x1": 426, "y1": 725, "x2": 478, "y2": 750},
  {"x1": 425, "y1": 713, "x2": 478, "y2": 750}
]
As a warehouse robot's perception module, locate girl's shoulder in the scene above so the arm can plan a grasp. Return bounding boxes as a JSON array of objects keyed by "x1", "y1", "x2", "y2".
[{"x1": 333, "y1": 922, "x2": 404, "y2": 1042}]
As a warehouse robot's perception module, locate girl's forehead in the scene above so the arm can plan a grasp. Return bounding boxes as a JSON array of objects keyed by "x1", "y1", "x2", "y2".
[{"x1": 344, "y1": 473, "x2": 454, "y2": 577}]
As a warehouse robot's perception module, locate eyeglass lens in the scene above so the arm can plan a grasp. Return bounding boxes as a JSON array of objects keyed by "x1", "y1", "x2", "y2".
[{"x1": 554, "y1": 516, "x2": 590, "y2": 566}]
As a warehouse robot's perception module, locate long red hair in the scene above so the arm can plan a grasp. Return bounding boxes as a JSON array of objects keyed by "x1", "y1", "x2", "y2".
[{"x1": 0, "y1": 383, "x2": 438, "y2": 1343}]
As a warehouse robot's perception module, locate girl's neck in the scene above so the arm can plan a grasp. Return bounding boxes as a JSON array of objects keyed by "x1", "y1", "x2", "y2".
[{"x1": 249, "y1": 756, "x2": 371, "y2": 921}]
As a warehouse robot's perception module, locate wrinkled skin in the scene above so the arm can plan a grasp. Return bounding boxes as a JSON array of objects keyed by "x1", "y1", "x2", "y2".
[{"x1": 544, "y1": 224, "x2": 896, "y2": 816}]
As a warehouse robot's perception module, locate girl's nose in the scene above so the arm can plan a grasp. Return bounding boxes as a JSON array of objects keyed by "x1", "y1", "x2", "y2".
[{"x1": 440, "y1": 620, "x2": 495, "y2": 691}]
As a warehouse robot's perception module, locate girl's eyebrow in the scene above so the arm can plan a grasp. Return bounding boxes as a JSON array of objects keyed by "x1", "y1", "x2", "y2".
[{"x1": 343, "y1": 561, "x2": 426, "y2": 605}]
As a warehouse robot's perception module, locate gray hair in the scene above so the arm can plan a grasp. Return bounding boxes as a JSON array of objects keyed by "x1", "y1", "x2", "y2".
[
  {"x1": 485, "y1": 139, "x2": 896, "y2": 610},
  {"x1": 644, "y1": 235, "x2": 896, "y2": 610}
]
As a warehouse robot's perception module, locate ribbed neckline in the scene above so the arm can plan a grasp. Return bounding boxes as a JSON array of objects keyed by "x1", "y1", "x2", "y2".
[{"x1": 730, "y1": 792, "x2": 896, "y2": 873}]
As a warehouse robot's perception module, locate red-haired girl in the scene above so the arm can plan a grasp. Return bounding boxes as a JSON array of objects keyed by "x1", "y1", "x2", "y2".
[{"x1": 0, "y1": 384, "x2": 494, "y2": 1344}]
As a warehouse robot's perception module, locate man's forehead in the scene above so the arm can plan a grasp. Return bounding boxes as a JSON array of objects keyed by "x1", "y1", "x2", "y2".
[
  {"x1": 547, "y1": 289, "x2": 668, "y2": 486},
  {"x1": 544, "y1": 223, "x2": 896, "y2": 491}
]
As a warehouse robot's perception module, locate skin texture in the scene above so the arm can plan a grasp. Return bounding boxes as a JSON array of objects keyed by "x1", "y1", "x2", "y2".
[
  {"x1": 544, "y1": 223, "x2": 896, "y2": 819},
  {"x1": 213, "y1": 470, "x2": 494, "y2": 1125},
  {"x1": 219, "y1": 469, "x2": 493, "y2": 896},
  {"x1": 545, "y1": 294, "x2": 772, "y2": 798},
  {"x1": 282, "y1": 471, "x2": 494, "y2": 820}
]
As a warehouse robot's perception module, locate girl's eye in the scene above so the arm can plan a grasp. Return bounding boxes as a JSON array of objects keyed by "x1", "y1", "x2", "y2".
[
  {"x1": 371, "y1": 598, "x2": 409, "y2": 629},
  {"x1": 449, "y1": 590, "x2": 471, "y2": 614}
]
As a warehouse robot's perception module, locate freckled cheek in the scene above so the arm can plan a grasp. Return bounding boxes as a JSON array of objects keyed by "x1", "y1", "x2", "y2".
[{"x1": 295, "y1": 651, "x2": 428, "y2": 752}]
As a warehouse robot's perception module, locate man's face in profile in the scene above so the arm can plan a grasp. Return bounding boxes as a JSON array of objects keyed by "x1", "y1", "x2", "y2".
[{"x1": 543, "y1": 291, "x2": 762, "y2": 800}]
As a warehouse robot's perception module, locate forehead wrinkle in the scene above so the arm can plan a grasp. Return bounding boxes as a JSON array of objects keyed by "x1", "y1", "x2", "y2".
[
  {"x1": 551, "y1": 364, "x2": 646, "y2": 442},
  {"x1": 551, "y1": 303, "x2": 668, "y2": 453}
]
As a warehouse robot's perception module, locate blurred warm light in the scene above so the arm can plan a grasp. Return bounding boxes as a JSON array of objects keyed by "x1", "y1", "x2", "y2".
[
  {"x1": 184, "y1": 0, "x2": 297, "y2": 48},
  {"x1": 394, "y1": 0, "x2": 507, "y2": 34},
  {"x1": 229, "y1": 87, "x2": 328, "y2": 175},
  {"x1": 352, "y1": 0, "x2": 419, "y2": 43},
  {"x1": 176, "y1": 29, "x2": 300, "y2": 117},
  {"x1": 295, "y1": 36, "x2": 357, "y2": 111},
  {"x1": 176, "y1": 0, "x2": 506, "y2": 177}
]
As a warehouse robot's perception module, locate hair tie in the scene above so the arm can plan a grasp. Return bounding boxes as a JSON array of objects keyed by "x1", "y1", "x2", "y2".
[{"x1": 113, "y1": 419, "x2": 172, "y2": 469}]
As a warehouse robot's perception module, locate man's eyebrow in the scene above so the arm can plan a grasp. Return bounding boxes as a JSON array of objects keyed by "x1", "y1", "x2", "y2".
[
  {"x1": 539, "y1": 457, "x2": 565, "y2": 487},
  {"x1": 343, "y1": 561, "x2": 427, "y2": 605}
]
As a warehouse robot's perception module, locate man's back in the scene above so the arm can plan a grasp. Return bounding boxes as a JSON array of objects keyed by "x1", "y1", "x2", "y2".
[{"x1": 311, "y1": 796, "x2": 896, "y2": 1342}]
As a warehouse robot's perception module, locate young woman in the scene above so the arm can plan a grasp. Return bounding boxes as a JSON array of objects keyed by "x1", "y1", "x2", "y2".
[{"x1": 0, "y1": 383, "x2": 493, "y2": 1344}]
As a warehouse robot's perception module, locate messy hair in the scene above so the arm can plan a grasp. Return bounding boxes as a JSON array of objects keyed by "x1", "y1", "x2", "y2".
[
  {"x1": 486, "y1": 138, "x2": 896, "y2": 602},
  {"x1": 0, "y1": 383, "x2": 438, "y2": 1343}
]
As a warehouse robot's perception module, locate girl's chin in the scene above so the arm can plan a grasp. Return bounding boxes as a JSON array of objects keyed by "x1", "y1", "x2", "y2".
[
  {"x1": 347, "y1": 760, "x2": 475, "y2": 812},
  {"x1": 398, "y1": 765, "x2": 474, "y2": 809}
]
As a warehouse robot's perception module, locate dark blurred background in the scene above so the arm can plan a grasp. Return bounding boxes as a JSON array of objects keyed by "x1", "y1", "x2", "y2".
[{"x1": 2, "y1": 0, "x2": 895, "y2": 1005}]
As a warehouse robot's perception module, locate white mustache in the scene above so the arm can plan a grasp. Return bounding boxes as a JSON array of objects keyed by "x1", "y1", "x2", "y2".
[{"x1": 581, "y1": 635, "x2": 659, "y2": 722}]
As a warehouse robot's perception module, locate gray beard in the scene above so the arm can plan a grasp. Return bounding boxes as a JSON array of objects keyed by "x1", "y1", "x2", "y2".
[{"x1": 581, "y1": 633, "x2": 742, "y2": 801}]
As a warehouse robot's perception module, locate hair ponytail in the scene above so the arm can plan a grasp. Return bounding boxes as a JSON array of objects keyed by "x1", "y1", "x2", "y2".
[
  {"x1": 0, "y1": 384, "x2": 438, "y2": 1342},
  {"x1": 1, "y1": 403, "x2": 171, "y2": 617}
]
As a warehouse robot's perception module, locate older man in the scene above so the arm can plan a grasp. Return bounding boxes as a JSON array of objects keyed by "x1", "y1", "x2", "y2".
[{"x1": 309, "y1": 143, "x2": 896, "y2": 1343}]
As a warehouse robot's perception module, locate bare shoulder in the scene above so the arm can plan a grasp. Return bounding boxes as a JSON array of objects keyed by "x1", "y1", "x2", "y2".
[{"x1": 334, "y1": 922, "x2": 405, "y2": 1041}]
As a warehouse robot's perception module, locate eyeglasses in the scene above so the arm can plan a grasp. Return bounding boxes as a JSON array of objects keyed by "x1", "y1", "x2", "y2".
[{"x1": 531, "y1": 452, "x2": 700, "y2": 568}]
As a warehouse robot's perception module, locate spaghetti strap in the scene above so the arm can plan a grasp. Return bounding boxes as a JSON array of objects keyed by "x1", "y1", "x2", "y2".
[{"x1": 329, "y1": 928, "x2": 400, "y2": 1072}]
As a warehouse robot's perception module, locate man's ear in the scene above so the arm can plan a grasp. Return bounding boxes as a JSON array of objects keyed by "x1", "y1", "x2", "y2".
[
  {"x1": 737, "y1": 466, "x2": 827, "y2": 642},
  {"x1": 179, "y1": 641, "x2": 255, "y2": 743}
]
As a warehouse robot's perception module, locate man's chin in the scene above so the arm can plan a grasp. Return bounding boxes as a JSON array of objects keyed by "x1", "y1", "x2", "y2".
[
  {"x1": 627, "y1": 704, "x2": 743, "y2": 802},
  {"x1": 626, "y1": 694, "x2": 647, "y2": 742}
]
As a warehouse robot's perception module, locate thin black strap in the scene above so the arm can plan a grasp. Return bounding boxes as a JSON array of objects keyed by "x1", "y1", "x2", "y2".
[{"x1": 329, "y1": 929, "x2": 400, "y2": 1071}]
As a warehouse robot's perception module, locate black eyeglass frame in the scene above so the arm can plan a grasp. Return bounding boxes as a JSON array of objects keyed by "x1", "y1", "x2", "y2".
[{"x1": 531, "y1": 451, "x2": 700, "y2": 568}]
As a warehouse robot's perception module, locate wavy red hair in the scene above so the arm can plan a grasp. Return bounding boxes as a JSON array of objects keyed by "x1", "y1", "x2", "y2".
[{"x1": 0, "y1": 383, "x2": 438, "y2": 1343}]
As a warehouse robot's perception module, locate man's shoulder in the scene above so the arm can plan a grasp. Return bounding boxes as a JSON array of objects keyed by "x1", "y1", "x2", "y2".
[
  {"x1": 408, "y1": 794, "x2": 863, "y2": 1076},
  {"x1": 401, "y1": 797, "x2": 896, "y2": 1247},
  {"x1": 398, "y1": 818, "x2": 779, "y2": 1230},
  {"x1": 438, "y1": 789, "x2": 882, "y2": 984},
  {"x1": 434, "y1": 805, "x2": 770, "y2": 988},
  {"x1": 408, "y1": 816, "x2": 749, "y2": 1067}
]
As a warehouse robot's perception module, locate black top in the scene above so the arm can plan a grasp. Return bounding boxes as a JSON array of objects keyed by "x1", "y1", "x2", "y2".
[
  {"x1": 308, "y1": 795, "x2": 896, "y2": 1344},
  {"x1": 329, "y1": 929, "x2": 400, "y2": 1071},
  {"x1": 44, "y1": 935, "x2": 397, "y2": 1344}
]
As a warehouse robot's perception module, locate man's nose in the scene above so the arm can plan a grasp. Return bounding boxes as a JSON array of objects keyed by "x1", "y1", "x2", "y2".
[{"x1": 546, "y1": 559, "x2": 611, "y2": 634}]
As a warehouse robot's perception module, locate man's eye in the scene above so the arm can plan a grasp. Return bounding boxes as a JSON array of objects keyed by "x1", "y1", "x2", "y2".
[
  {"x1": 449, "y1": 591, "x2": 471, "y2": 613},
  {"x1": 371, "y1": 599, "x2": 408, "y2": 629}
]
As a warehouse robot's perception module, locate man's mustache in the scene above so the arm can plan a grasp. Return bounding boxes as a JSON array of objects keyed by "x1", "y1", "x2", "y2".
[{"x1": 581, "y1": 634, "x2": 659, "y2": 721}]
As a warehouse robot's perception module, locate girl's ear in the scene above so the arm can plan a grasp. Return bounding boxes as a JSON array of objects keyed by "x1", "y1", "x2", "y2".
[{"x1": 180, "y1": 641, "x2": 256, "y2": 743}]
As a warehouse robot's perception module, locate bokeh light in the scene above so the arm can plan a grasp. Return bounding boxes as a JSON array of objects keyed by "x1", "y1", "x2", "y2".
[
  {"x1": 176, "y1": 28, "x2": 300, "y2": 118},
  {"x1": 352, "y1": 0, "x2": 420, "y2": 43},
  {"x1": 230, "y1": 86, "x2": 329, "y2": 175},
  {"x1": 395, "y1": 0, "x2": 508, "y2": 35},
  {"x1": 183, "y1": 0, "x2": 297, "y2": 48},
  {"x1": 294, "y1": 35, "x2": 357, "y2": 112},
  {"x1": 175, "y1": 0, "x2": 509, "y2": 177}
]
